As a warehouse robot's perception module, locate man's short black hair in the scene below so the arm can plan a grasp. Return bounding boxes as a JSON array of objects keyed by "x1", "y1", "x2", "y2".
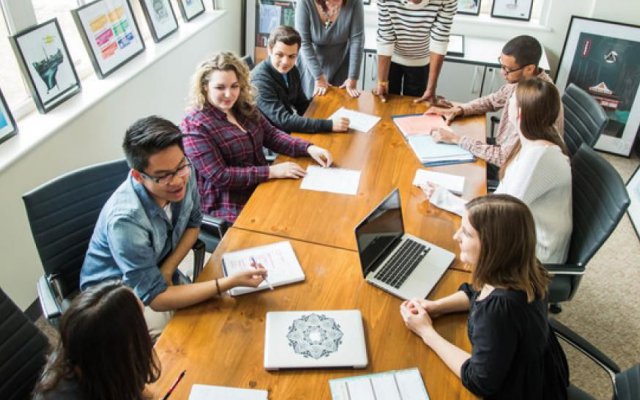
[
  {"x1": 502, "y1": 35, "x2": 542, "y2": 68},
  {"x1": 122, "y1": 116, "x2": 183, "y2": 172}
]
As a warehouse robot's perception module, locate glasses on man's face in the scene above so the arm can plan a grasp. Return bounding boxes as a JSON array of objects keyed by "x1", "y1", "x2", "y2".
[
  {"x1": 140, "y1": 161, "x2": 191, "y2": 185},
  {"x1": 497, "y1": 57, "x2": 526, "y2": 74}
]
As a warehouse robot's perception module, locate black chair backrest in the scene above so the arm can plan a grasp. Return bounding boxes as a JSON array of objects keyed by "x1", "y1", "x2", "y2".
[
  {"x1": 22, "y1": 159, "x2": 130, "y2": 298},
  {"x1": 0, "y1": 287, "x2": 49, "y2": 400},
  {"x1": 241, "y1": 55, "x2": 255, "y2": 71},
  {"x1": 568, "y1": 145, "x2": 629, "y2": 267},
  {"x1": 616, "y1": 364, "x2": 640, "y2": 400},
  {"x1": 562, "y1": 83, "x2": 608, "y2": 156}
]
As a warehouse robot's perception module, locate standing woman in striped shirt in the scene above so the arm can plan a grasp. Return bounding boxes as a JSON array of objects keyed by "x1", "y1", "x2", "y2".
[
  {"x1": 375, "y1": 0, "x2": 457, "y2": 103},
  {"x1": 181, "y1": 52, "x2": 333, "y2": 223},
  {"x1": 295, "y1": 0, "x2": 365, "y2": 98}
]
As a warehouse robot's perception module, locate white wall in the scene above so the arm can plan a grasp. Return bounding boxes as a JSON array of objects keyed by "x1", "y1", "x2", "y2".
[
  {"x1": 0, "y1": 2, "x2": 242, "y2": 310},
  {"x1": 453, "y1": 0, "x2": 640, "y2": 73}
]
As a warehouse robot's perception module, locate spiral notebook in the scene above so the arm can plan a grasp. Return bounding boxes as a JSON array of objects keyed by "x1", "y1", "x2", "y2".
[{"x1": 222, "y1": 241, "x2": 305, "y2": 296}]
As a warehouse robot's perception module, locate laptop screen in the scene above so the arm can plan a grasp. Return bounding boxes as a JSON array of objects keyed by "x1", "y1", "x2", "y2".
[{"x1": 355, "y1": 189, "x2": 405, "y2": 276}]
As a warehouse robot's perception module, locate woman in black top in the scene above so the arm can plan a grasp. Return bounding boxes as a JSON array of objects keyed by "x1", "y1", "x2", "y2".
[{"x1": 400, "y1": 194, "x2": 568, "y2": 399}]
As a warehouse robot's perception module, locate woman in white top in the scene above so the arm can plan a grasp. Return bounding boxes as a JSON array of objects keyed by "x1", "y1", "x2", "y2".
[{"x1": 427, "y1": 78, "x2": 572, "y2": 263}]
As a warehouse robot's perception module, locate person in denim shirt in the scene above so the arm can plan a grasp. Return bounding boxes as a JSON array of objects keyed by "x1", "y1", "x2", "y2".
[{"x1": 80, "y1": 116, "x2": 267, "y2": 339}]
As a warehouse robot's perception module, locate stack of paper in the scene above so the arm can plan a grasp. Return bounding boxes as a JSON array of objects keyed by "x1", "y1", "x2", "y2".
[
  {"x1": 189, "y1": 384, "x2": 267, "y2": 400},
  {"x1": 330, "y1": 107, "x2": 381, "y2": 133},
  {"x1": 413, "y1": 169, "x2": 465, "y2": 195},
  {"x1": 222, "y1": 241, "x2": 305, "y2": 296},
  {"x1": 329, "y1": 368, "x2": 430, "y2": 400},
  {"x1": 393, "y1": 114, "x2": 475, "y2": 167},
  {"x1": 393, "y1": 113, "x2": 448, "y2": 137},
  {"x1": 407, "y1": 135, "x2": 475, "y2": 166}
]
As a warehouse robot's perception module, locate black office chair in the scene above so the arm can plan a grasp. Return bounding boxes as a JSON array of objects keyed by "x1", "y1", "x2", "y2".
[
  {"x1": 545, "y1": 145, "x2": 630, "y2": 313},
  {"x1": 0, "y1": 287, "x2": 49, "y2": 400},
  {"x1": 241, "y1": 54, "x2": 255, "y2": 71},
  {"x1": 22, "y1": 159, "x2": 223, "y2": 325},
  {"x1": 562, "y1": 83, "x2": 608, "y2": 157},
  {"x1": 550, "y1": 318, "x2": 639, "y2": 399}
]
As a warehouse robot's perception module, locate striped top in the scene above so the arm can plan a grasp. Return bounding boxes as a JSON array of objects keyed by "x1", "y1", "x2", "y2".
[{"x1": 377, "y1": 0, "x2": 457, "y2": 66}]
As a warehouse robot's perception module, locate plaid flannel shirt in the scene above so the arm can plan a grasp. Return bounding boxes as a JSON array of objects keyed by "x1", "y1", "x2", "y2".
[{"x1": 181, "y1": 104, "x2": 311, "y2": 222}]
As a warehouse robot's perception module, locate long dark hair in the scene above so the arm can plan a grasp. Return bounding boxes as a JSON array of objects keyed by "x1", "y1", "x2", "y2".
[
  {"x1": 500, "y1": 78, "x2": 567, "y2": 179},
  {"x1": 34, "y1": 281, "x2": 160, "y2": 399},
  {"x1": 466, "y1": 194, "x2": 550, "y2": 302}
]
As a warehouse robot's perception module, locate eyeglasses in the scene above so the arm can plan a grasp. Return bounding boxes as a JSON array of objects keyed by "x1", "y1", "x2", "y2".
[
  {"x1": 497, "y1": 57, "x2": 526, "y2": 74},
  {"x1": 140, "y1": 161, "x2": 192, "y2": 185}
]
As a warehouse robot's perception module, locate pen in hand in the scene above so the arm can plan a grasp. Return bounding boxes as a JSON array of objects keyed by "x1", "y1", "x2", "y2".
[
  {"x1": 251, "y1": 257, "x2": 274, "y2": 290},
  {"x1": 161, "y1": 370, "x2": 185, "y2": 400}
]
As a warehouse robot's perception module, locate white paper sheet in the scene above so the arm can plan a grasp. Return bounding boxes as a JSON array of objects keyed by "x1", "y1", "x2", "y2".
[
  {"x1": 413, "y1": 169, "x2": 465, "y2": 195},
  {"x1": 189, "y1": 384, "x2": 268, "y2": 400},
  {"x1": 300, "y1": 165, "x2": 361, "y2": 195},
  {"x1": 330, "y1": 107, "x2": 381, "y2": 133}
]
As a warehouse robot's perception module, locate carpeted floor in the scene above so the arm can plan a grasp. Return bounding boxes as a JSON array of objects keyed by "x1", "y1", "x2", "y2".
[{"x1": 35, "y1": 152, "x2": 640, "y2": 399}]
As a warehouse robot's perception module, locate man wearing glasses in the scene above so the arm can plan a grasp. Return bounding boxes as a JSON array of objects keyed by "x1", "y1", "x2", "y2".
[
  {"x1": 80, "y1": 116, "x2": 266, "y2": 339},
  {"x1": 427, "y1": 35, "x2": 564, "y2": 169}
]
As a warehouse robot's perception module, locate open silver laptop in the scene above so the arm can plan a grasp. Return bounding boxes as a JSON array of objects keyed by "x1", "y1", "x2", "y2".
[
  {"x1": 264, "y1": 310, "x2": 368, "y2": 370},
  {"x1": 355, "y1": 188, "x2": 455, "y2": 300}
]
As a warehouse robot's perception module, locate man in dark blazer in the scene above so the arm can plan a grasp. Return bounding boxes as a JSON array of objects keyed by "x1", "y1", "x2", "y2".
[{"x1": 251, "y1": 25, "x2": 349, "y2": 133}]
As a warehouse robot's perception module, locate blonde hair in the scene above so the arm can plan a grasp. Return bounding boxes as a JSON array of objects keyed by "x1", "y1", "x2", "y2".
[
  {"x1": 466, "y1": 194, "x2": 550, "y2": 302},
  {"x1": 187, "y1": 52, "x2": 259, "y2": 121}
]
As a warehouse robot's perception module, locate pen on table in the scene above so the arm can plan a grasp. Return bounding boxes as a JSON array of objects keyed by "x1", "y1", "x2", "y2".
[
  {"x1": 161, "y1": 370, "x2": 186, "y2": 400},
  {"x1": 251, "y1": 257, "x2": 274, "y2": 290}
]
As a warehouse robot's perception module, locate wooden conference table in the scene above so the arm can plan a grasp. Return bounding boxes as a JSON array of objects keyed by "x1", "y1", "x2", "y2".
[{"x1": 149, "y1": 91, "x2": 486, "y2": 399}]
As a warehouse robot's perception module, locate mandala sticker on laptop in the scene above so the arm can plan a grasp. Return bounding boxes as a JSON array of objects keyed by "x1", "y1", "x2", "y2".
[{"x1": 287, "y1": 313, "x2": 344, "y2": 359}]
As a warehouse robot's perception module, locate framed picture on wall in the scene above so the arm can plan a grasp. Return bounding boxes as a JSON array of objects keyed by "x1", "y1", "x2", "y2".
[
  {"x1": 73, "y1": 0, "x2": 145, "y2": 79},
  {"x1": 177, "y1": 0, "x2": 206, "y2": 22},
  {"x1": 556, "y1": 16, "x2": 640, "y2": 156},
  {"x1": 491, "y1": 0, "x2": 533, "y2": 21},
  {"x1": 9, "y1": 18, "x2": 81, "y2": 113},
  {"x1": 139, "y1": 0, "x2": 179, "y2": 42},
  {"x1": 457, "y1": 0, "x2": 481, "y2": 16},
  {"x1": 0, "y1": 89, "x2": 17, "y2": 144}
]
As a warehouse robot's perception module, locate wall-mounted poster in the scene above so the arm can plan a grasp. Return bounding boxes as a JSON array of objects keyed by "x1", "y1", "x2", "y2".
[
  {"x1": 9, "y1": 18, "x2": 81, "y2": 113},
  {"x1": 491, "y1": 0, "x2": 533, "y2": 21},
  {"x1": 177, "y1": 0, "x2": 206, "y2": 22},
  {"x1": 73, "y1": 0, "x2": 145, "y2": 79},
  {"x1": 0, "y1": 89, "x2": 18, "y2": 144},
  {"x1": 139, "y1": 0, "x2": 179, "y2": 42},
  {"x1": 458, "y1": 0, "x2": 481, "y2": 16},
  {"x1": 255, "y1": 0, "x2": 295, "y2": 49},
  {"x1": 556, "y1": 16, "x2": 640, "y2": 156}
]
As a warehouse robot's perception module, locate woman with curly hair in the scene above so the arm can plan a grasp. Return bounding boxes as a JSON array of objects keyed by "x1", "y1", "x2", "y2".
[
  {"x1": 33, "y1": 281, "x2": 160, "y2": 400},
  {"x1": 181, "y1": 52, "x2": 332, "y2": 222}
]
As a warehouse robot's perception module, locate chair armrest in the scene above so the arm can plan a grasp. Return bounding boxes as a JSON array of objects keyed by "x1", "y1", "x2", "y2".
[
  {"x1": 201, "y1": 215, "x2": 229, "y2": 240},
  {"x1": 549, "y1": 318, "x2": 620, "y2": 377},
  {"x1": 36, "y1": 275, "x2": 62, "y2": 322},
  {"x1": 544, "y1": 263, "x2": 586, "y2": 275},
  {"x1": 191, "y1": 238, "x2": 206, "y2": 281}
]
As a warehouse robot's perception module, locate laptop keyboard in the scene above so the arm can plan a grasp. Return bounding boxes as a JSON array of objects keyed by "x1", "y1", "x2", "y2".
[{"x1": 374, "y1": 239, "x2": 431, "y2": 289}]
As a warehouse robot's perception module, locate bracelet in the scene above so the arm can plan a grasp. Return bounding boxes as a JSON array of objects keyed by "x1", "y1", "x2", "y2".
[
  {"x1": 215, "y1": 278, "x2": 221, "y2": 296},
  {"x1": 377, "y1": 80, "x2": 389, "y2": 88}
]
